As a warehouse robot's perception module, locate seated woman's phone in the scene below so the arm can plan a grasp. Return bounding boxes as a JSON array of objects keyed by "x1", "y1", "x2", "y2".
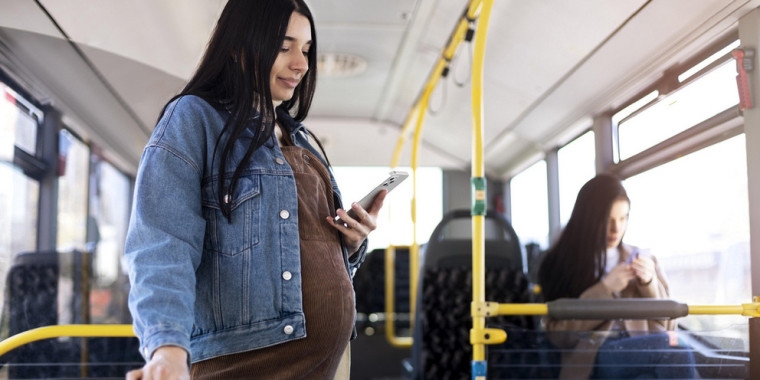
[{"x1": 334, "y1": 171, "x2": 409, "y2": 224}]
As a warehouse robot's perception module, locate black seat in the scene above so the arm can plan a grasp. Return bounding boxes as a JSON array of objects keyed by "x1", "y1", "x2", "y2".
[
  {"x1": 0, "y1": 251, "x2": 80, "y2": 378},
  {"x1": 410, "y1": 210, "x2": 533, "y2": 380},
  {"x1": 352, "y1": 248, "x2": 412, "y2": 379},
  {"x1": 0, "y1": 251, "x2": 143, "y2": 378}
]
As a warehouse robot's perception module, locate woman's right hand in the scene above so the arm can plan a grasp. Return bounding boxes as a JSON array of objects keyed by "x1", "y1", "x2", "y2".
[
  {"x1": 601, "y1": 263, "x2": 636, "y2": 293},
  {"x1": 126, "y1": 346, "x2": 190, "y2": 380}
]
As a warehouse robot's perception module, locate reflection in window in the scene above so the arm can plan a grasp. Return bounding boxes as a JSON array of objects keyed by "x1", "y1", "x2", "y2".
[
  {"x1": 624, "y1": 135, "x2": 749, "y2": 334},
  {"x1": 558, "y1": 131, "x2": 595, "y2": 226},
  {"x1": 617, "y1": 60, "x2": 739, "y2": 160},
  {"x1": 89, "y1": 157, "x2": 132, "y2": 323},
  {"x1": 57, "y1": 129, "x2": 90, "y2": 251},
  {"x1": 332, "y1": 166, "x2": 442, "y2": 251},
  {"x1": 510, "y1": 160, "x2": 549, "y2": 248}
]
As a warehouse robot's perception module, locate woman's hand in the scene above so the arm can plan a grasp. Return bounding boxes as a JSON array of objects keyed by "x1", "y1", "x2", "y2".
[
  {"x1": 631, "y1": 255, "x2": 656, "y2": 285},
  {"x1": 601, "y1": 263, "x2": 636, "y2": 293},
  {"x1": 126, "y1": 346, "x2": 189, "y2": 380},
  {"x1": 327, "y1": 190, "x2": 387, "y2": 255}
]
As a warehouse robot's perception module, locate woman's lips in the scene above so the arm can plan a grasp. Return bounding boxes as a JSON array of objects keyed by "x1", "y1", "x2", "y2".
[{"x1": 278, "y1": 77, "x2": 300, "y2": 88}]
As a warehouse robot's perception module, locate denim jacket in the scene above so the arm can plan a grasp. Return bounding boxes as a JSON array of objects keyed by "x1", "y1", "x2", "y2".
[{"x1": 125, "y1": 95, "x2": 367, "y2": 363}]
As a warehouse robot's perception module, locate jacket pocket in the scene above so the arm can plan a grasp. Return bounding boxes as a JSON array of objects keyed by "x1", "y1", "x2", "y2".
[{"x1": 202, "y1": 174, "x2": 261, "y2": 256}]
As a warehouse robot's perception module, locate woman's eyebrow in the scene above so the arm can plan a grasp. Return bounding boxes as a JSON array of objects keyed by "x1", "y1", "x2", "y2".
[{"x1": 283, "y1": 36, "x2": 312, "y2": 45}]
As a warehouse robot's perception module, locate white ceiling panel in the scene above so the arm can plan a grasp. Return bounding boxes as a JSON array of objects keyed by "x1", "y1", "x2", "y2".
[
  {"x1": 78, "y1": 44, "x2": 186, "y2": 129},
  {"x1": 1, "y1": 0, "x2": 757, "y2": 176},
  {"x1": 309, "y1": 0, "x2": 414, "y2": 25},
  {"x1": 39, "y1": 0, "x2": 224, "y2": 79},
  {"x1": 490, "y1": 0, "x2": 746, "y2": 175}
]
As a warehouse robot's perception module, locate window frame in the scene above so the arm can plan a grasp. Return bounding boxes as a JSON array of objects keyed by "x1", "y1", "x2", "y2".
[{"x1": 608, "y1": 31, "x2": 743, "y2": 179}]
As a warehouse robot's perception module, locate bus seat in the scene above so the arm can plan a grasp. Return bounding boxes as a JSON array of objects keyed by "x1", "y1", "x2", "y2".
[
  {"x1": 0, "y1": 251, "x2": 143, "y2": 378},
  {"x1": 410, "y1": 210, "x2": 534, "y2": 379},
  {"x1": 1, "y1": 251, "x2": 79, "y2": 378},
  {"x1": 352, "y1": 248, "x2": 412, "y2": 379}
]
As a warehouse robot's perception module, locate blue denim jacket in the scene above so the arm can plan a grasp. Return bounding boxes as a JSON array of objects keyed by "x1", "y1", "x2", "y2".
[{"x1": 125, "y1": 95, "x2": 367, "y2": 363}]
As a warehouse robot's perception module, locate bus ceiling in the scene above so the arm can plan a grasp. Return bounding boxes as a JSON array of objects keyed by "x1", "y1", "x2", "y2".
[{"x1": 0, "y1": 0, "x2": 756, "y2": 177}]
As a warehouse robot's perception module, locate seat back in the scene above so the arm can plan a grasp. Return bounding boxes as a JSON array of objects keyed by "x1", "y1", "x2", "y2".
[
  {"x1": 411, "y1": 210, "x2": 533, "y2": 379},
  {"x1": 1, "y1": 251, "x2": 143, "y2": 378},
  {"x1": 2, "y1": 251, "x2": 80, "y2": 378}
]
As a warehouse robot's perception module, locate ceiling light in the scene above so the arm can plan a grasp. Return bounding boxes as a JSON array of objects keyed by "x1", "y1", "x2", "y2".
[{"x1": 317, "y1": 53, "x2": 367, "y2": 77}]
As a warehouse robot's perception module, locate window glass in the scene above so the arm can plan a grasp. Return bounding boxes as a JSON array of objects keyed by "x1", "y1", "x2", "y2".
[
  {"x1": 0, "y1": 81, "x2": 41, "y2": 327},
  {"x1": 0, "y1": 164, "x2": 40, "y2": 319},
  {"x1": 557, "y1": 131, "x2": 595, "y2": 226},
  {"x1": 617, "y1": 60, "x2": 739, "y2": 160},
  {"x1": 510, "y1": 160, "x2": 549, "y2": 248},
  {"x1": 332, "y1": 166, "x2": 442, "y2": 251},
  {"x1": 0, "y1": 83, "x2": 39, "y2": 157},
  {"x1": 678, "y1": 40, "x2": 740, "y2": 82},
  {"x1": 0, "y1": 165, "x2": 39, "y2": 258},
  {"x1": 56, "y1": 129, "x2": 90, "y2": 251},
  {"x1": 624, "y1": 135, "x2": 749, "y2": 334},
  {"x1": 88, "y1": 157, "x2": 132, "y2": 323}
]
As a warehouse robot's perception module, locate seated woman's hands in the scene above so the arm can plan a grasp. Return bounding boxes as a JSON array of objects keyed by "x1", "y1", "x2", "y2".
[
  {"x1": 631, "y1": 255, "x2": 656, "y2": 285},
  {"x1": 602, "y1": 264, "x2": 636, "y2": 293}
]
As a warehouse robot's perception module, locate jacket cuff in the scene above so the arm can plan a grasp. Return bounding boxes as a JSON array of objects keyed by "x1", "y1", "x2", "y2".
[
  {"x1": 140, "y1": 323, "x2": 191, "y2": 364},
  {"x1": 348, "y1": 239, "x2": 368, "y2": 273}
]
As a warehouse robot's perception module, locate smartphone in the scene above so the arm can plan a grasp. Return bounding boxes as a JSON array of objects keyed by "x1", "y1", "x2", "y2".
[
  {"x1": 334, "y1": 171, "x2": 409, "y2": 224},
  {"x1": 626, "y1": 249, "x2": 640, "y2": 264}
]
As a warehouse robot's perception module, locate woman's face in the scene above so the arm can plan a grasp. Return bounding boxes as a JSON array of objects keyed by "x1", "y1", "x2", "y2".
[
  {"x1": 606, "y1": 199, "x2": 630, "y2": 249},
  {"x1": 270, "y1": 12, "x2": 311, "y2": 106}
]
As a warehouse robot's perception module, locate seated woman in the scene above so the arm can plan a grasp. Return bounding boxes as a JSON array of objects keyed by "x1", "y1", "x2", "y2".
[{"x1": 537, "y1": 174, "x2": 694, "y2": 379}]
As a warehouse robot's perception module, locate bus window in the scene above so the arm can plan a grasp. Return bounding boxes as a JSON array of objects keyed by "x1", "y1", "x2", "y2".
[
  {"x1": 617, "y1": 57, "x2": 739, "y2": 161},
  {"x1": 557, "y1": 131, "x2": 595, "y2": 226},
  {"x1": 0, "y1": 81, "x2": 42, "y2": 330},
  {"x1": 623, "y1": 134, "x2": 750, "y2": 334},
  {"x1": 332, "y1": 166, "x2": 442, "y2": 251},
  {"x1": 510, "y1": 160, "x2": 549, "y2": 249},
  {"x1": 88, "y1": 158, "x2": 132, "y2": 323},
  {"x1": 56, "y1": 129, "x2": 89, "y2": 251}
]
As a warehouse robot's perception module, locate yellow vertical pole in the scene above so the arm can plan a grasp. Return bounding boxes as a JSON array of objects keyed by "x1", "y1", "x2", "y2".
[
  {"x1": 388, "y1": 0, "x2": 485, "y2": 346},
  {"x1": 470, "y1": 0, "x2": 494, "y2": 377},
  {"x1": 409, "y1": 77, "x2": 438, "y2": 320}
]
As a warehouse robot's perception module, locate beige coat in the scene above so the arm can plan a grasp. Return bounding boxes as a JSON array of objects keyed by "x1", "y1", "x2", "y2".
[{"x1": 544, "y1": 246, "x2": 675, "y2": 379}]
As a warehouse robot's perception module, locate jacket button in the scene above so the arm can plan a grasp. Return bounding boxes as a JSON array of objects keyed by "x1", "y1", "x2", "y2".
[
  {"x1": 283, "y1": 325, "x2": 294, "y2": 334},
  {"x1": 282, "y1": 271, "x2": 292, "y2": 280},
  {"x1": 280, "y1": 210, "x2": 290, "y2": 219},
  {"x1": 275, "y1": 158, "x2": 284, "y2": 165},
  {"x1": 302, "y1": 154, "x2": 311, "y2": 164}
]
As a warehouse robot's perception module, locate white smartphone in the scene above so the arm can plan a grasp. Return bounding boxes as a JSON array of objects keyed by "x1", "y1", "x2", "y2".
[{"x1": 335, "y1": 170, "x2": 409, "y2": 224}]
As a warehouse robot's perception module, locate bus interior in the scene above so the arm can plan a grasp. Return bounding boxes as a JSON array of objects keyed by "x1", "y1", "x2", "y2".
[{"x1": 2, "y1": 0, "x2": 760, "y2": 378}]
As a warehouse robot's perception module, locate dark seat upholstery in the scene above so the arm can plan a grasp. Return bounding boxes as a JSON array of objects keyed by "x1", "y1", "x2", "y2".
[
  {"x1": 1, "y1": 251, "x2": 79, "y2": 378},
  {"x1": 410, "y1": 210, "x2": 534, "y2": 379},
  {"x1": 0, "y1": 251, "x2": 143, "y2": 378}
]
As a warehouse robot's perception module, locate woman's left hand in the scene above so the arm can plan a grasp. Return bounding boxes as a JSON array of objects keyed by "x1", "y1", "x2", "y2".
[
  {"x1": 327, "y1": 190, "x2": 387, "y2": 256},
  {"x1": 631, "y1": 255, "x2": 656, "y2": 285}
]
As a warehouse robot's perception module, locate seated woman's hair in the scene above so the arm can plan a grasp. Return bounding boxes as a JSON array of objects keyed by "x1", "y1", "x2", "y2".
[{"x1": 537, "y1": 174, "x2": 629, "y2": 301}]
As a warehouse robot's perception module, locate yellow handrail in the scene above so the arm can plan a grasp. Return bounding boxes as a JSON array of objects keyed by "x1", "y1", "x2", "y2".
[
  {"x1": 0, "y1": 324, "x2": 134, "y2": 357},
  {"x1": 387, "y1": 0, "x2": 484, "y2": 348},
  {"x1": 469, "y1": 0, "x2": 495, "y2": 368},
  {"x1": 467, "y1": 300, "x2": 760, "y2": 318},
  {"x1": 384, "y1": 246, "x2": 413, "y2": 348}
]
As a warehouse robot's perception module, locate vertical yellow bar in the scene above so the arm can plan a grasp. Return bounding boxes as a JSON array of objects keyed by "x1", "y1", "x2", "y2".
[{"x1": 471, "y1": 0, "x2": 494, "y2": 365}]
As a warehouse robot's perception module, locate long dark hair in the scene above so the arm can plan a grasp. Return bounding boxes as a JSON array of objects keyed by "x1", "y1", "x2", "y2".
[
  {"x1": 160, "y1": 0, "x2": 318, "y2": 220},
  {"x1": 538, "y1": 174, "x2": 630, "y2": 301}
]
